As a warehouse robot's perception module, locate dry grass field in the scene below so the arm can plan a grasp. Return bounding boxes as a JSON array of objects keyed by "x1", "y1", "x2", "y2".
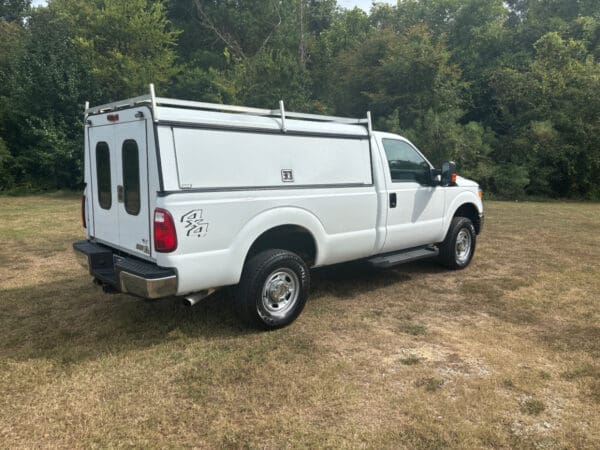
[{"x1": 0, "y1": 195, "x2": 598, "y2": 449}]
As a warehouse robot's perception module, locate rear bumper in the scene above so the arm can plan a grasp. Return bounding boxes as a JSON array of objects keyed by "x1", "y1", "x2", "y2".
[{"x1": 73, "y1": 240, "x2": 177, "y2": 299}]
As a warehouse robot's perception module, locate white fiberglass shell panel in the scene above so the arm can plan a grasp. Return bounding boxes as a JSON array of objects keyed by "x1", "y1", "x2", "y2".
[{"x1": 170, "y1": 128, "x2": 372, "y2": 189}]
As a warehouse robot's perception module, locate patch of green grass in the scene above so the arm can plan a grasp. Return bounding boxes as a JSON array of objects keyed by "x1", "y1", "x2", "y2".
[
  {"x1": 415, "y1": 377, "x2": 444, "y2": 392},
  {"x1": 399, "y1": 322, "x2": 428, "y2": 336},
  {"x1": 561, "y1": 364, "x2": 599, "y2": 381},
  {"x1": 502, "y1": 379, "x2": 515, "y2": 389},
  {"x1": 561, "y1": 364, "x2": 600, "y2": 403},
  {"x1": 400, "y1": 355, "x2": 421, "y2": 365},
  {"x1": 521, "y1": 398, "x2": 546, "y2": 416}
]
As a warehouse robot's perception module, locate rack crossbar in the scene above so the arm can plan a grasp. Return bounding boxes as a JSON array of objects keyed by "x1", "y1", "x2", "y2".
[
  {"x1": 154, "y1": 97, "x2": 366, "y2": 125},
  {"x1": 85, "y1": 85, "x2": 371, "y2": 129},
  {"x1": 155, "y1": 97, "x2": 277, "y2": 116},
  {"x1": 86, "y1": 94, "x2": 151, "y2": 115},
  {"x1": 283, "y1": 111, "x2": 368, "y2": 125}
]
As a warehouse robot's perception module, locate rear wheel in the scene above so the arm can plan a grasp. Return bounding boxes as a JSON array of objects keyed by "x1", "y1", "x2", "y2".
[
  {"x1": 234, "y1": 249, "x2": 310, "y2": 329},
  {"x1": 438, "y1": 217, "x2": 476, "y2": 270}
]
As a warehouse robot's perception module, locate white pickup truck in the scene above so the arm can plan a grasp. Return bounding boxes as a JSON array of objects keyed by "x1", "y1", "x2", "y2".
[{"x1": 74, "y1": 85, "x2": 484, "y2": 329}]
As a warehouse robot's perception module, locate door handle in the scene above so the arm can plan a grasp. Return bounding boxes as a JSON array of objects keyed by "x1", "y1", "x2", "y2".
[
  {"x1": 389, "y1": 193, "x2": 397, "y2": 208},
  {"x1": 117, "y1": 185, "x2": 124, "y2": 203}
]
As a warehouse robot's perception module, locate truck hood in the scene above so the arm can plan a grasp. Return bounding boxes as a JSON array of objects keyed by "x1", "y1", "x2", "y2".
[{"x1": 455, "y1": 175, "x2": 479, "y2": 188}]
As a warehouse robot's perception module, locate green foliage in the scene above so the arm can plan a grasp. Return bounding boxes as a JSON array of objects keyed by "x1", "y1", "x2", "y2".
[
  {"x1": 0, "y1": 21, "x2": 24, "y2": 99},
  {"x1": 0, "y1": 0, "x2": 30, "y2": 22},
  {"x1": 328, "y1": 22, "x2": 496, "y2": 178},
  {"x1": 0, "y1": 0, "x2": 600, "y2": 198},
  {"x1": 54, "y1": 0, "x2": 179, "y2": 101},
  {"x1": 0, "y1": 136, "x2": 14, "y2": 189},
  {"x1": 493, "y1": 31, "x2": 600, "y2": 198},
  {"x1": 0, "y1": 5, "x2": 88, "y2": 190},
  {"x1": 169, "y1": 66, "x2": 237, "y2": 104},
  {"x1": 0, "y1": 0, "x2": 178, "y2": 191},
  {"x1": 330, "y1": 25, "x2": 464, "y2": 120},
  {"x1": 232, "y1": 50, "x2": 314, "y2": 110}
]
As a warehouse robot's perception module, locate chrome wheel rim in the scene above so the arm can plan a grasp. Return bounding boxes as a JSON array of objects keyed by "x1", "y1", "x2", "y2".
[
  {"x1": 455, "y1": 229, "x2": 472, "y2": 264},
  {"x1": 260, "y1": 268, "x2": 300, "y2": 319}
]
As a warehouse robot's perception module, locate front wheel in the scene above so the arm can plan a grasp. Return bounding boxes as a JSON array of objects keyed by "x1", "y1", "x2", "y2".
[
  {"x1": 234, "y1": 249, "x2": 310, "y2": 329},
  {"x1": 438, "y1": 217, "x2": 476, "y2": 270}
]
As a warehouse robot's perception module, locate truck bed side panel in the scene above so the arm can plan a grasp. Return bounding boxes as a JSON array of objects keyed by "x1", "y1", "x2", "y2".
[{"x1": 156, "y1": 187, "x2": 378, "y2": 295}]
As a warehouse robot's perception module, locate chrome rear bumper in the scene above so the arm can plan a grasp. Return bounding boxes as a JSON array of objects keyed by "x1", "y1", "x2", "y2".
[
  {"x1": 119, "y1": 271, "x2": 177, "y2": 299},
  {"x1": 73, "y1": 240, "x2": 177, "y2": 299}
]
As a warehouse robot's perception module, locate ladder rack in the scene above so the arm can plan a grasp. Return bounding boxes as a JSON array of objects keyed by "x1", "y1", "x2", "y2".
[{"x1": 85, "y1": 84, "x2": 372, "y2": 131}]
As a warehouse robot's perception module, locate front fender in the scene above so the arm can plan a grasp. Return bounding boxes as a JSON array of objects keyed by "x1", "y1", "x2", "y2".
[{"x1": 443, "y1": 191, "x2": 483, "y2": 238}]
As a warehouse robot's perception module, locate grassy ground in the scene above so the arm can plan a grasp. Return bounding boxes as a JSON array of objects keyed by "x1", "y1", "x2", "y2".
[{"x1": 0, "y1": 196, "x2": 598, "y2": 449}]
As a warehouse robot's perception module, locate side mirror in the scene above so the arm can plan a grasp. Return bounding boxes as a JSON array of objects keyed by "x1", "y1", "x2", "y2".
[{"x1": 441, "y1": 161, "x2": 457, "y2": 187}]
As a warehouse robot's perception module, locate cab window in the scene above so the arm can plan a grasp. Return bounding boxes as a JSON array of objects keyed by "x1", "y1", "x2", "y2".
[{"x1": 382, "y1": 139, "x2": 430, "y2": 184}]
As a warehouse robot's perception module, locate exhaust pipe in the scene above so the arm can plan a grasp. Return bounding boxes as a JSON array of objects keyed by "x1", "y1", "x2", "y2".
[
  {"x1": 102, "y1": 285, "x2": 117, "y2": 294},
  {"x1": 184, "y1": 288, "x2": 216, "y2": 306},
  {"x1": 94, "y1": 278, "x2": 118, "y2": 294}
]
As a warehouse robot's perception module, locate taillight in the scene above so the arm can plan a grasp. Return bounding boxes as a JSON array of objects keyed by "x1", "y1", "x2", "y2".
[
  {"x1": 81, "y1": 194, "x2": 86, "y2": 229},
  {"x1": 154, "y1": 208, "x2": 177, "y2": 253}
]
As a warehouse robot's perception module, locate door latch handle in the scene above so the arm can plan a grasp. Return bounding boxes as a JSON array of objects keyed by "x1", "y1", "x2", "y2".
[
  {"x1": 117, "y1": 185, "x2": 124, "y2": 203},
  {"x1": 389, "y1": 193, "x2": 397, "y2": 208}
]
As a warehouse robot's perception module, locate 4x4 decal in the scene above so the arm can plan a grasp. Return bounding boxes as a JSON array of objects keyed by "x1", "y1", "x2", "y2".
[{"x1": 181, "y1": 209, "x2": 210, "y2": 237}]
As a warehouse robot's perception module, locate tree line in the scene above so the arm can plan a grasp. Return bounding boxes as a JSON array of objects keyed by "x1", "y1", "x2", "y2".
[{"x1": 1, "y1": 0, "x2": 599, "y2": 198}]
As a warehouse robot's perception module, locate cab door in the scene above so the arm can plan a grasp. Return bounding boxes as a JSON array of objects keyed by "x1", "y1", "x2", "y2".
[{"x1": 380, "y1": 137, "x2": 445, "y2": 252}]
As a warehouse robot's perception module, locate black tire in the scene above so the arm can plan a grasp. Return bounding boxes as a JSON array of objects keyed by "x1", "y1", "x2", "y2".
[
  {"x1": 438, "y1": 217, "x2": 476, "y2": 270},
  {"x1": 234, "y1": 249, "x2": 310, "y2": 329}
]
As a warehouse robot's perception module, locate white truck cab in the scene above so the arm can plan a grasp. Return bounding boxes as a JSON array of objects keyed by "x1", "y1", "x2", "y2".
[{"x1": 74, "y1": 85, "x2": 483, "y2": 329}]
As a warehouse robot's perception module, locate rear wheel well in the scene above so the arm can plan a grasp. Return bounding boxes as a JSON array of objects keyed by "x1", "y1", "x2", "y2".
[
  {"x1": 454, "y1": 203, "x2": 481, "y2": 234},
  {"x1": 246, "y1": 225, "x2": 317, "y2": 267}
]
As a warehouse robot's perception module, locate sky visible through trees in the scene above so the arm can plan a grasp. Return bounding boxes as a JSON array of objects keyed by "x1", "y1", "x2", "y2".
[
  {"x1": 338, "y1": 0, "x2": 396, "y2": 11},
  {"x1": 1, "y1": 0, "x2": 600, "y2": 199},
  {"x1": 33, "y1": 0, "x2": 397, "y2": 12}
]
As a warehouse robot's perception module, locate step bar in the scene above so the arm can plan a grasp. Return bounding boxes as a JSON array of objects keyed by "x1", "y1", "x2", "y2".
[{"x1": 367, "y1": 246, "x2": 439, "y2": 269}]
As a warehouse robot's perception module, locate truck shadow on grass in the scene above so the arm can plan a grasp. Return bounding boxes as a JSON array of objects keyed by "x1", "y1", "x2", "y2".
[
  {"x1": 2, "y1": 259, "x2": 594, "y2": 371},
  {"x1": 311, "y1": 259, "x2": 445, "y2": 300},
  {"x1": 0, "y1": 260, "x2": 439, "y2": 365}
]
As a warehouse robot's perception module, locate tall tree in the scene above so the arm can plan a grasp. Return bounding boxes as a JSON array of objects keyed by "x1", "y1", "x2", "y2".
[
  {"x1": 55, "y1": 0, "x2": 180, "y2": 102},
  {"x1": 1, "y1": 0, "x2": 179, "y2": 190},
  {"x1": 493, "y1": 32, "x2": 600, "y2": 197},
  {"x1": 0, "y1": 0, "x2": 30, "y2": 22}
]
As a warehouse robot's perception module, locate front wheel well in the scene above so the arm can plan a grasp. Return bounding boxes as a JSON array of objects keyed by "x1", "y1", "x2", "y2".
[
  {"x1": 453, "y1": 203, "x2": 481, "y2": 234},
  {"x1": 245, "y1": 225, "x2": 317, "y2": 267}
]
